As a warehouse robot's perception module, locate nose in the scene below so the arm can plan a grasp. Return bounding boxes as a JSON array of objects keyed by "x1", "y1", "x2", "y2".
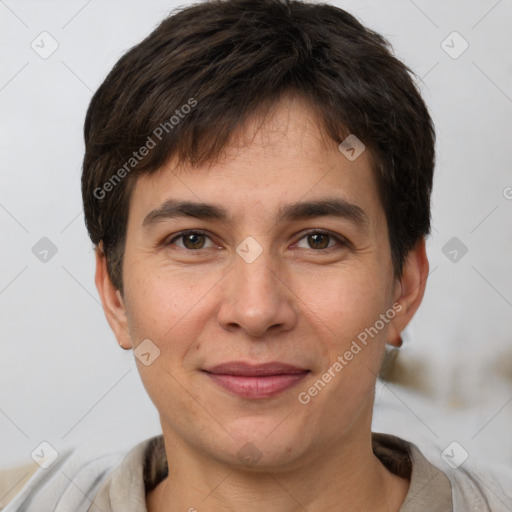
[{"x1": 216, "y1": 244, "x2": 298, "y2": 338}]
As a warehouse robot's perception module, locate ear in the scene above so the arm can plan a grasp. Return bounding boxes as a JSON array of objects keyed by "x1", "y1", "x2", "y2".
[
  {"x1": 94, "y1": 243, "x2": 132, "y2": 350},
  {"x1": 387, "y1": 237, "x2": 429, "y2": 347}
]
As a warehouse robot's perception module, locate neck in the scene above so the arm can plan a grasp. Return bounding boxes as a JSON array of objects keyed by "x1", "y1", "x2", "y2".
[{"x1": 146, "y1": 429, "x2": 409, "y2": 512}]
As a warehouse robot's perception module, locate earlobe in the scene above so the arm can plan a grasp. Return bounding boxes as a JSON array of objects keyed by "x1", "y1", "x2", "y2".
[
  {"x1": 94, "y1": 244, "x2": 132, "y2": 350},
  {"x1": 387, "y1": 237, "x2": 429, "y2": 348}
]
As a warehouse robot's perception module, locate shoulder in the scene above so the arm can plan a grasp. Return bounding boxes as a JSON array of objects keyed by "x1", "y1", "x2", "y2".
[
  {"x1": 0, "y1": 437, "x2": 145, "y2": 512},
  {"x1": 374, "y1": 433, "x2": 512, "y2": 512},
  {"x1": 443, "y1": 459, "x2": 512, "y2": 511}
]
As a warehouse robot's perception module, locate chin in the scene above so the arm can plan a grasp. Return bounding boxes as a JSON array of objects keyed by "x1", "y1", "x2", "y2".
[{"x1": 219, "y1": 420, "x2": 307, "y2": 469}]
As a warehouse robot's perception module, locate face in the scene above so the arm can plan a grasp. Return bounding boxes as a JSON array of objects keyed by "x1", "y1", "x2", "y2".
[{"x1": 99, "y1": 95, "x2": 423, "y2": 470}]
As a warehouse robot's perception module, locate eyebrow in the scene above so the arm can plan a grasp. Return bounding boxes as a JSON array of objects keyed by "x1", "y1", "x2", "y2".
[{"x1": 142, "y1": 198, "x2": 369, "y2": 231}]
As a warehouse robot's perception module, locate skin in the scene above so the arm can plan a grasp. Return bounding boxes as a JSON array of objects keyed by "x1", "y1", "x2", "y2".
[{"x1": 95, "y1": 93, "x2": 429, "y2": 512}]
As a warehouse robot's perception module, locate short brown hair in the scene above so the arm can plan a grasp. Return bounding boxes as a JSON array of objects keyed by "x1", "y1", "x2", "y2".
[{"x1": 82, "y1": 0, "x2": 435, "y2": 295}]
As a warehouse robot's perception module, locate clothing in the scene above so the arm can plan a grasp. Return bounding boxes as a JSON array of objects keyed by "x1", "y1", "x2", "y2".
[{"x1": 3, "y1": 432, "x2": 511, "y2": 511}]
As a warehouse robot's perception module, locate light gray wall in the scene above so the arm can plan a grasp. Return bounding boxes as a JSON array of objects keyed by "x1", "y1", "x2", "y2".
[{"x1": 1, "y1": 0, "x2": 511, "y2": 471}]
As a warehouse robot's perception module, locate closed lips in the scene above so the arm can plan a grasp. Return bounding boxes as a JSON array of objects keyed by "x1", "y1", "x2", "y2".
[{"x1": 202, "y1": 362, "x2": 310, "y2": 376}]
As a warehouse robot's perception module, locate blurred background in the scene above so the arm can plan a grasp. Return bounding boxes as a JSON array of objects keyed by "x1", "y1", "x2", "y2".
[{"x1": 1, "y1": 0, "x2": 511, "y2": 485}]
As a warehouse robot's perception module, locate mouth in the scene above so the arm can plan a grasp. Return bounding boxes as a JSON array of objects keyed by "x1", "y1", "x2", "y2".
[{"x1": 201, "y1": 362, "x2": 310, "y2": 399}]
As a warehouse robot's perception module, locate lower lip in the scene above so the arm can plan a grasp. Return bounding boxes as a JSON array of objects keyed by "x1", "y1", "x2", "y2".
[{"x1": 204, "y1": 372, "x2": 309, "y2": 399}]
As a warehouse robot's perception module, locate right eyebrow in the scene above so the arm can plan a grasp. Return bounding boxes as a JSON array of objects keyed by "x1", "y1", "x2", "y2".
[{"x1": 142, "y1": 199, "x2": 228, "y2": 229}]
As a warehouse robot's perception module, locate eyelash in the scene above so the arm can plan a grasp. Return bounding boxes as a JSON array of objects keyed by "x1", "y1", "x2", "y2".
[{"x1": 166, "y1": 229, "x2": 350, "y2": 252}]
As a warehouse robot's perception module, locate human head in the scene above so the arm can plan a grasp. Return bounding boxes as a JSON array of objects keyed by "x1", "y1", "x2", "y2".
[
  {"x1": 81, "y1": 0, "x2": 435, "y2": 297},
  {"x1": 87, "y1": 0, "x2": 433, "y2": 487}
]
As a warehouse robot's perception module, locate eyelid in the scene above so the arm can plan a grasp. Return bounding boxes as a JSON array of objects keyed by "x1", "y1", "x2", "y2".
[{"x1": 294, "y1": 228, "x2": 351, "y2": 250}]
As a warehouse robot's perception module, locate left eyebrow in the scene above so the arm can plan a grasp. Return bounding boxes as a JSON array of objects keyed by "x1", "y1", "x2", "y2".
[
  {"x1": 277, "y1": 198, "x2": 370, "y2": 231},
  {"x1": 142, "y1": 198, "x2": 370, "y2": 232}
]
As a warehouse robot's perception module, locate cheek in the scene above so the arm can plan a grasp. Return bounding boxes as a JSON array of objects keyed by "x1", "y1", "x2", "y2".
[
  {"x1": 123, "y1": 262, "x2": 215, "y2": 353},
  {"x1": 122, "y1": 266, "x2": 215, "y2": 412},
  {"x1": 301, "y1": 264, "x2": 391, "y2": 347}
]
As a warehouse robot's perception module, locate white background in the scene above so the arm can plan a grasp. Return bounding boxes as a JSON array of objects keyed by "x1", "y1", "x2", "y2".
[{"x1": 1, "y1": 0, "x2": 511, "y2": 475}]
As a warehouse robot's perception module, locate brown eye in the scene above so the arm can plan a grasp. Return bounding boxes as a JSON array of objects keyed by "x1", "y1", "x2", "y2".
[
  {"x1": 296, "y1": 230, "x2": 347, "y2": 250},
  {"x1": 307, "y1": 233, "x2": 330, "y2": 249},
  {"x1": 182, "y1": 233, "x2": 206, "y2": 249},
  {"x1": 168, "y1": 231, "x2": 213, "y2": 250}
]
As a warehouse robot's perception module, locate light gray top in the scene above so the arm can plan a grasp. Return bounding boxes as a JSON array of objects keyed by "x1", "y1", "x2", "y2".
[{"x1": 4, "y1": 432, "x2": 511, "y2": 511}]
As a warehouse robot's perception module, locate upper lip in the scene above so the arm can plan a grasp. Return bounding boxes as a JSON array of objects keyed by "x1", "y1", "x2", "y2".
[{"x1": 203, "y1": 362, "x2": 309, "y2": 376}]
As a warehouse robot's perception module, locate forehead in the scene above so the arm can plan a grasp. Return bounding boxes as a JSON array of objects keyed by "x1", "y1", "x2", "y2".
[{"x1": 127, "y1": 95, "x2": 384, "y2": 233}]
